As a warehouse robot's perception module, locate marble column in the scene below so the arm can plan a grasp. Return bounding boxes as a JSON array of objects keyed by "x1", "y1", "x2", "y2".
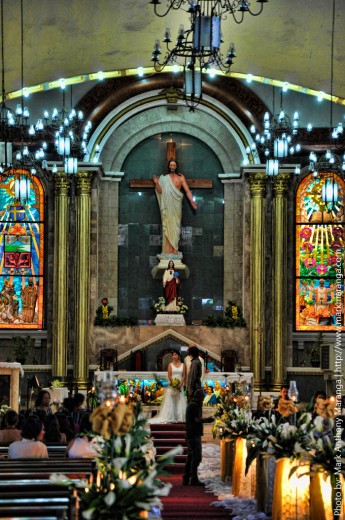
[
  {"x1": 52, "y1": 173, "x2": 70, "y2": 379},
  {"x1": 271, "y1": 173, "x2": 290, "y2": 390},
  {"x1": 74, "y1": 171, "x2": 93, "y2": 388},
  {"x1": 249, "y1": 173, "x2": 267, "y2": 390}
]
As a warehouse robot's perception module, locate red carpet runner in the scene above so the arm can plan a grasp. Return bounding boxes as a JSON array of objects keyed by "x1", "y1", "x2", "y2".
[{"x1": 150, "y1": 423, "x2": 233, "y2": 520}]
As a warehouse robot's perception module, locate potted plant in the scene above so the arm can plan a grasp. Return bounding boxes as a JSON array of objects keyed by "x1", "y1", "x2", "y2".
[{"x1": 11, "y1": 336, "x2": 33, "y2": 365}]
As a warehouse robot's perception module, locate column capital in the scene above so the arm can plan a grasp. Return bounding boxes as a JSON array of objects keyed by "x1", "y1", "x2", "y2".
[
  {"x1": 76, "y1": 171, "x2": 93, "y2": 195},
  {"x1": 273, "y1": 172, "x2": 291, "y2": 197},
  {"x1": 249, "y1": 172, "x2": 267, "y2": 198},
  {"x1": 54, "y1": 172, "x2": 70, "y2": 195}
]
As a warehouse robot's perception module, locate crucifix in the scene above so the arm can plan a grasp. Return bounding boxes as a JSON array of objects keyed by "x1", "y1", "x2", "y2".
[
  {"x1": 129, "y1": 140, "x2": 213, "y2": 190},
  {"x1": 129, "y1": 140, "x2": 213, "y2": 279}
]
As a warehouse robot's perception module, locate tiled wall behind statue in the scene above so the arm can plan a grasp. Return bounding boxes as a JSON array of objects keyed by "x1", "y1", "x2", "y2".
[{"x1": 119, "y1": 132, "x2": 224, "y2": 323}]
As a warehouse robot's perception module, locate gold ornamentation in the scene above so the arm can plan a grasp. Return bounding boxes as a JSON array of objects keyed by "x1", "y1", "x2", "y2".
[
  {"x1": 249, "y1": 173, "x2": 267, "y2": 197},
  {"x1": 273, "y1": 172, "x2": 291, "y2": 196}
]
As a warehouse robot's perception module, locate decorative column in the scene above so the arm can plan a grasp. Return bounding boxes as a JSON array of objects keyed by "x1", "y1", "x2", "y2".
[
  {"x1": 74, "y1": 171, "x2": 93, "y2": 388},
  {"x1": 271, "y1": 173, "x2": 290, "y2": 390},
  {"x1": 249, "y1": 173, "x2": 267, "y2": 390},
  {"x1": 52, "y1": 173, "x2": 70, "y2": 379}
]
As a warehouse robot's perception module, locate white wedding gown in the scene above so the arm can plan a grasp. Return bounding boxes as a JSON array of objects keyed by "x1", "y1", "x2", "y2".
[{"x1": 149, "y1": 363, "x2": 187, "y2": 423}]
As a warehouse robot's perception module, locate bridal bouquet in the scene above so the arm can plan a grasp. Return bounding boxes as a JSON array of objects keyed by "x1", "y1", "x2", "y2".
[{"x1": 170, "y1": 378, "x2": 181, "y2": 390}]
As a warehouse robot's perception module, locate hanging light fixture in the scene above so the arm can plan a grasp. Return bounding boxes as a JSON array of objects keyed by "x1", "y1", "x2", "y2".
[
  {"x1": 246, "y1": 88, "x2": 307, "y2": 175},
  {"x1": 308, "y1": 0, "x2": 344, "y2": 204},
  {"x1": 150, "y1": 0, "x2": 269, "y2": 23},
  {"x1": 0, "y1": 0, "x2": 44, "y2": 203},
  {"x1": 41, "y1": 84, "x2": 92, "y2": 175},
  {"x1": 151, "y1": 1, "x2": 237, "y2": 110}
]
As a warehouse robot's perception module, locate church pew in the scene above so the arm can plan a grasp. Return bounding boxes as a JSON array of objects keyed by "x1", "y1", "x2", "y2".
[
  {"x1": 0, "y1": 480, "x2": 80, "y2": 518},
  {"x1": 0, "y1": 458, "x2": 97, "y2": 482}
]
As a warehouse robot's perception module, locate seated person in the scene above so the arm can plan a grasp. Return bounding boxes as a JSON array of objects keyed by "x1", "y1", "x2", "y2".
[
  {"x1": 44, "y1": 414, "x2": 67, "y2": 443},
  {"x1": 273, "y1": 385, "x2": 289, "y2": 409},
  {"x1": 65, "y1": 413, "x2": 100, "y2": 459},
  {"x1": 8, "y1": 416, "x2": 48, "y2": 458},
  {"x1": 0, "y1": 409, "x2": 22, "y2": 443}
]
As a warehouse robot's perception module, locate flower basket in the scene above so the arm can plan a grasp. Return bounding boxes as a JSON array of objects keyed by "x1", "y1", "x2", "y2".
[
  {"x1": 232, "y1": 437, "x2": 256, "y2": 498},
  {"x1": 272, "y1": 458, "x2": 310, "y2": 520}
]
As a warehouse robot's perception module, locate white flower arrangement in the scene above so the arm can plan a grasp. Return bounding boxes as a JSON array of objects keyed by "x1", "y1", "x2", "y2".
[{"x1": 152, "y1": 296, "x2": 188, "y2": 314}]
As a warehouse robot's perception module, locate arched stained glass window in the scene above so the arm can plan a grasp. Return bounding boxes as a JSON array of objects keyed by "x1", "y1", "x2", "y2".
[
  {"x1": 296, "y1": 172, "x2": 344, "y2": 331},
  {"x1": 0, "y1": 171, "x2": 44, "y2": 329}
]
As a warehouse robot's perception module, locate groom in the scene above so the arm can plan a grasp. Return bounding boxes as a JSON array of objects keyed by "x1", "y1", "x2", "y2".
[{"x1": 185, "y1": 345, "x2": 202, "y2": 403}]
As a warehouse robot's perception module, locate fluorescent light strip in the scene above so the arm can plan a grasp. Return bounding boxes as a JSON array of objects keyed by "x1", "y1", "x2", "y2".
[{"x1": 5, "y1": 67, "x2": 345, "y2": 106}]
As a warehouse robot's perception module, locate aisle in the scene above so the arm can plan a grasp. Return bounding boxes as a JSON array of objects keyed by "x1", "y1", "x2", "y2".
[
  {"x1": 150, "y1": 424, "x2": 234, "y2": 519},
  {"x1": 160, "y1": 473, "x2": 234, "y2": 519}
]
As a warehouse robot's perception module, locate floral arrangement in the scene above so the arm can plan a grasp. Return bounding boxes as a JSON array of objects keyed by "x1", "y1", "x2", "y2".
[
  {"x1": 94, "y1": 299, "x2": 137, "y2": 327},
  {"x1": 55, "y1": 401, "x2": 179, "y2": 519},
  {"x1": 276, "y1": 398, "x2": 299, "y2": 417},
  {"x1": 50, "y1": 379, "x2": 63, "y2": 389},
  {"x1": 257, "y1": 396, "x2": 274, "y2": 412},
  {"x1": 169, "y1": 378, "x2": 180, "y2": 390},
  {"x1": 152, "y1": 296, "x2": 188, "y2": 315},
  {"x1": 313, "y1": 397, "x2": 337, "y2": 418},
  {"x1": 0, "y1": 404, "x2": 10, "y2": 419},
  {"x1": 203, "y1": 300, "x2": 246, "y2": 328},
  {"x1": 257, "y1": 412, "x2": 314, "y2": 462},
  {"x1": 213, "y1": 407, "x2": 254, "y2": 441},
  {"x1": 212, "y1": 389, "x2": 251, "y2": 440}
]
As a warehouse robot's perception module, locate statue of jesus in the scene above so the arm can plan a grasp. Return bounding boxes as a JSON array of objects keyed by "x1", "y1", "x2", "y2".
[{"x1": 153, "y1": 159, "x2": 197, "y2": 255}]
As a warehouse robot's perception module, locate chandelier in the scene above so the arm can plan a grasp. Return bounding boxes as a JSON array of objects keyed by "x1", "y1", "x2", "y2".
[
  {"x1": 40, "y1": 85, "x2": 92, "y2": 175},
  {"x1": 151, "y1": 1, "x2": 237, "y2": 109},
  {"x1": 150, "y1": 0, "x2": 269, "y2": 24},
  {"x1": 0, "y1": 0, "x2": 45, "y2": 202},
  {"x1": 245, "y1": 88, "x2": 305, "y2": 175}
]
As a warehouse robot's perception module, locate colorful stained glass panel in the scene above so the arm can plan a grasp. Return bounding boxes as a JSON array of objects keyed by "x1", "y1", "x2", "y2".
[
  {"x1": 296, "y1": 173, "x2": 344, "y2": 331},
  {"x1": 0, "y1": 174, "x2": 44, "y2": 329}
]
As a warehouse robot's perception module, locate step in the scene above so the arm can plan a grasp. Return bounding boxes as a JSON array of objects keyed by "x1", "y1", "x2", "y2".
[
  {"x1": 153, "y1": 437, "x2": 186, "y2": 446},
  {"x1": 156, "y1": 446, "x2": 188, "y2": 454},
  {"x1": 157, "y1": 454, "x2": 187, "y2": 464},
  {"x1": 149, "y1": 423, "x2": 186, "y2": 431},
  {"x1": 150, "y1": 431, "x2": 186, "y2": 439}
]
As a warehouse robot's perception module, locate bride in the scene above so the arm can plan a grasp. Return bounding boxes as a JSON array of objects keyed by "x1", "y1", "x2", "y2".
[{"x1": 149, "y1": 350, "x2": 187, "y2": 423}]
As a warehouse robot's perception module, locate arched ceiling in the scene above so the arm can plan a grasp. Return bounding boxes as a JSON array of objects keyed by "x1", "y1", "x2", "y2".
[{"x1": 3, "y1": 0, "x2": 345, "y2": 101}]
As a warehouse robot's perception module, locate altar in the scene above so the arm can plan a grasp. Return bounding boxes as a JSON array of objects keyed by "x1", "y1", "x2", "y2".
[{"x1": 94, "y1": 371, "x2": 254, "y2": 406}]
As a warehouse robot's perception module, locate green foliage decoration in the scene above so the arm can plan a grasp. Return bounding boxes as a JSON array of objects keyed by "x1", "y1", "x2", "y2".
[{"x1": 203, "y1": 300, "x2": 246, "y2": 328}]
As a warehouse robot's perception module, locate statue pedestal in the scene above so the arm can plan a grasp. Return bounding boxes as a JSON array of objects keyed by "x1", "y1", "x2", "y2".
[
  {"x1": 154, "y1": 313, "x2": 186, "y2": 326},
  {"x1": 151, "y1": 254, "x2": 190, "y2": 279}
]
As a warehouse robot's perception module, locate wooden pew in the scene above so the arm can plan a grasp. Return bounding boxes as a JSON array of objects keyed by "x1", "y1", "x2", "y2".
[{"x1": 0, "y1": 460, "x2": 96, "y2": 480}]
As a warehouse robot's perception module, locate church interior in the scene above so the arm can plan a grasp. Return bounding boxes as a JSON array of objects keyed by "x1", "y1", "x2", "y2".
[{"x1": 0, "y1": 0, "x2": 343, "y2": 405}]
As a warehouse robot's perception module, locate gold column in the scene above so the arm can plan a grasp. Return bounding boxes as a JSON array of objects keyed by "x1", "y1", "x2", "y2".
[
  {"x1": 249, "y1": 173, "x2": 267, "y2": 390},
  {"x1": 74, "y1": 171, "x2": 93, "y2": 388},
  {"x1": 52, "y1": 173, "x2": 71, "y2": 378},
  {"x1": 271, "y1": 173, "x2": 290, "y2": 390}
]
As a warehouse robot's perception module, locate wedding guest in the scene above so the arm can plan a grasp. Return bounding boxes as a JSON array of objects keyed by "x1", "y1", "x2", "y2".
[
  {"x1": 0, "y1": 410, "x2": 22, "y2": 443},
  {"x1": 43, "y1": 414, "x2": 67, "y2": 443},
  {"x1": 31, "y1": 390, "x2": 53, "y2": 419},
  {"x1": 8, "y1": 416, "x2": 48, "y2": 458},
  {"x1": 71, "y1": 393, "x2": 87, "y2": 433},
  {"x1": 65, "y1": 413, "x2": 100, "y2": 458}
]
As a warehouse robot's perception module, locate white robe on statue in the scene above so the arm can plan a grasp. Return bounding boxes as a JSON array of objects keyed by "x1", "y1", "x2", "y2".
[
  {"x1": 149, "y1": 363, "x2": 187, "y2": 423},
  {"x1": 156, "y1": 174, "x2": 183, "y2": 253}
]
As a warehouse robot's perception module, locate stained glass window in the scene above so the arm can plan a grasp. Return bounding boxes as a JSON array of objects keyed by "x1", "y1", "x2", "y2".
[
  {"x1": 0, "y1": 172, "x2": 44, "y2": 329},
  {"x1": 296, "y1": 172, "x2": 344, "y2": 331}
]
